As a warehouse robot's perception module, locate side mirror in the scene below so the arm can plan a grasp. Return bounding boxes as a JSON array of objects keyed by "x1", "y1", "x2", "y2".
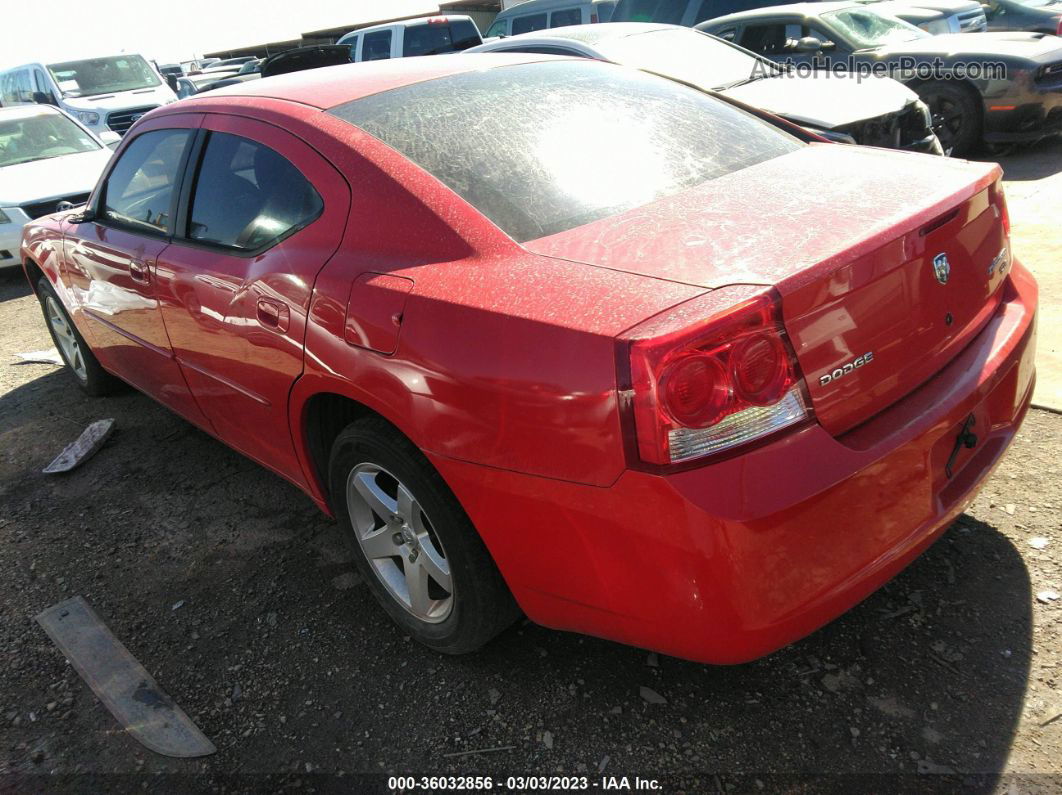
[
  {"x1": 65, "y1": 206, "x2": 96, "y2": 223},
  {"x1": 32, "y1": 91, "x2": 57, "y2": 106},
  {"x1": 99, "y1": 130, "x2": 121, "y2": 148},
  {"x1": 795, "y1": 37, "x2": 823, "y2": 53}
]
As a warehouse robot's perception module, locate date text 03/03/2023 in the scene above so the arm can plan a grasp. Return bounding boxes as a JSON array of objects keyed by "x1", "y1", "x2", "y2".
[{"x1": 387, "y1": 775, "x2": 663, "y2": 790}]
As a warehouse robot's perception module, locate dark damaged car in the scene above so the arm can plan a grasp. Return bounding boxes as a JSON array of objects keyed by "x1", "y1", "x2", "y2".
[{"x1": 698, "y1": 2, "x2": 1062, "y2": 155}]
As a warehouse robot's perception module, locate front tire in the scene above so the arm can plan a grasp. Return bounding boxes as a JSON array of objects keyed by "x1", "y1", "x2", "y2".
[
  {"x1": 37, "y1": 277, "x2": 121, "y2": 397},
  {"x1": 328, "y1": 416, "x2": 519, "y2": 654},
  {"x1": 917, "y1": 81, "x2": 981, "y2": 157}
]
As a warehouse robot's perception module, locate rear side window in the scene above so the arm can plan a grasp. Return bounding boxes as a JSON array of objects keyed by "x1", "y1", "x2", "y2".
[
  {"x1": 3, "y1": 70, "x2": 34, "y2": 104},
  {"x1": 612, "y1": 0, "x2": 689, "y2": 23},
  {"x1": 403, "y1": 20, "x2": 481, "y2": 56},
  {"x1": 186, "y1": 132, "x2": 323, "y2": 251},
  {"x1": 102, "y1": 129, "x2": 190, "y2": 234},
  {"x1": 362, "y1": 30, "x2": 393, "y2": 61},
  {"x1": 332, "y1": 60, "x2": 800, "y2": 242},
  {"x1": 512, "y1": 13, "x2": 548, "y2": 34},
  {"x1": 551, "y1": 8, "x2": 583, "y2": 26}
]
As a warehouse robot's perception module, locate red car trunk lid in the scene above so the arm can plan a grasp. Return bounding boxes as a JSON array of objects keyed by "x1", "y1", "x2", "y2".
[
  {"x1": 780, "y1": 184, "x2": 1010, "y2": 435},
  {"x1": 525, "y1": 144, "x2": 1007, "y2": 436}
]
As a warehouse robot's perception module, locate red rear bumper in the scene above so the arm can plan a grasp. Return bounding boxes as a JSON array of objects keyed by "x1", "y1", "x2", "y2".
[{"x1": 431, "y1": 261, "x2": 1038, "y2": 664}]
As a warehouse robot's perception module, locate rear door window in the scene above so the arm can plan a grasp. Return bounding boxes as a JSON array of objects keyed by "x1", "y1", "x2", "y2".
[
  {"x1": 512, "y1": 13, "x2": 548, "y2": 34},
  {"x1": 403, "y1": 20, "x2": 481, "y2": 56},
  {"x1": 186, "y1": 131, "x2": 323, "y2": 251},
  {"x1": 612, "y1": 0, "x2": 689, "y2": 24},
  {"x1": 551, "y1": 8, "x2": 584, "y2": 26},
  {"x1": 362, "y1": 30, "x2": 393, "y2": 61},
  {"x1": 102, "y1": 129, "x2": 191, "y2": 235}
]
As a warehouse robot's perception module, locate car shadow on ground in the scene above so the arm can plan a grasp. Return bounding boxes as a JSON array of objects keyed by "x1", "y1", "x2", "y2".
[
  {"x1": 0, "y1": 266, "x2": 32, "y2": 303},
  {"x1": 0, "y1": 368, "x2": 1034, "y2": 789},
  {"x1": 977, "y1": 136, "x2": 1062, "y2": 181}
]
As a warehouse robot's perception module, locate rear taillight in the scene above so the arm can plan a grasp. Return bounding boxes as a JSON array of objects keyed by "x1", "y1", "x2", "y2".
[
  {"x1": 1056, "y1": 17, "x2": 1062, "y2": 36},
  {"x1": 591, "y1": 12, "x2": 599, "y2": 22},
  {"x1": 620, "y1": 288, "x2": 811, "y2": 467},
  {"x1": 990, "y1": 180, "x2": 1010, "y2": 237}
]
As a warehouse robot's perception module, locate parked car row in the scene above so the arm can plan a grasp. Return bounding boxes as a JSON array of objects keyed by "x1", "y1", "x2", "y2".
[{"x1": 0, "y1": 54, "x2": 176, "y2": 139}]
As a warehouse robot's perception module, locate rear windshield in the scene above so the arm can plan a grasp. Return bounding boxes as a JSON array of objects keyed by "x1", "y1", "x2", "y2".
[
  {"x1": 597, "y1": 28, "x2": 781, "y2": 90},
  {"x1": 403, "y1": 20, "x2": 482, "y2": 56},
  {"x1": 330, "y1": 60, "x2": 799, "y2": 242}
]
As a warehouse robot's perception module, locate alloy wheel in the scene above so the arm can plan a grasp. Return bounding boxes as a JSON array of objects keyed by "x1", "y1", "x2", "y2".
[
  {"x1": 45, "y1": 296, "x2": 88, "y2": 383},
  {"x1": 926, "y1": 94, "x2": 964, "y2": 155},
  {"x1": 346, "y1": 463, "x2": 453, "y2": 623}
]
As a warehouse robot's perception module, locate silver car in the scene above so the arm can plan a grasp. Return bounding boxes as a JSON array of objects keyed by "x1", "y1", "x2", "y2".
[{"x1": 465, "y1": 22, "x2": 943, "y2": 153}]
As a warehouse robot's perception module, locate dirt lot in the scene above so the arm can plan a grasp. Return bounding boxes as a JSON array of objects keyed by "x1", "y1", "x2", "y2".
[{"x1": 1, "y1": 147, "x2": 1060, "y2": 793}]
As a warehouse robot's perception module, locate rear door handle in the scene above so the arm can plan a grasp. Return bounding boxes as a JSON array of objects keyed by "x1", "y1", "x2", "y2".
[
  {"x1": 256, "y1": 297, "x2": 290, "y2": 332},
  {"x1": 129, "y1": 259, "x2": 150, "y2": 284}
]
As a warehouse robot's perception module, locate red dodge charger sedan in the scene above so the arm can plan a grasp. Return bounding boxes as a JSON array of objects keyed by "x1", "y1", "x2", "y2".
[{"x1": 21, "y1": 55, "x2": 1037, "y2": 663}]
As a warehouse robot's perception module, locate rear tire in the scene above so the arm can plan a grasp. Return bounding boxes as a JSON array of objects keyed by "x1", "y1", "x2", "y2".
[
  {"x1": 328, "y1": 416, "x2": 519, "y2": 654},
  {"x1": 916, "y1": 81, "x2": 981, "y2": 158},
  {"x1": 37, "y1": 278, "x2": 122, "y2": 397}
]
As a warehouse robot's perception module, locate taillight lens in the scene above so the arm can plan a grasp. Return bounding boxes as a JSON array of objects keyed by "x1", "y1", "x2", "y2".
[
  {"x1": 990, "y1": 180, "x2": 1010, "y2": 237},
  {"x1": 1056, "y1": 17, "x2": 1062, "y2": 36},
  {"x1": 620, "y1": 288, "x2": 811, "y2": 467}
]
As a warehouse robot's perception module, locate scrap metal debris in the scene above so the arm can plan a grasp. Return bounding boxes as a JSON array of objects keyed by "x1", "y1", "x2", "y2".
[
  {"x1": 639, "y1": 686, "x2": 667, "y2": 705},
  {"x1": 35, "y1": 596, "x2": 215, "y2": 758},
  {"x1": 42, "y1": 419, "x2": 114, "y2": 474},
  {"x1": 1038, "y1": 590, "x2": 1060, "y2": 604},
  {"x1": 14, "y1": 348, "x2": 64, "y2": 366},
  {"x1": 442, "y1": 745, "x2": 515, "y2": 759}
]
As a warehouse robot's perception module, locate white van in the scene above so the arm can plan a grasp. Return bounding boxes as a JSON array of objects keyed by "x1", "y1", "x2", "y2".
[
  {"x1": 337, "y1": 16, "x2": 483, "y2": 61},
  {"x1": 484, "y1": 0, "x2": 617, "y2": 37},
  {"x1": 0, "y1": 54, "x2": 177, "y2": 139}
]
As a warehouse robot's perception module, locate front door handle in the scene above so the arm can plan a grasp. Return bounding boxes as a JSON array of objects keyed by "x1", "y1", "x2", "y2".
[
  {"x1": 256, "y1": 297, "x2": 290, "y2": 332},
  {"x1": 129, "y1": 259, "x2": 150, "y2": 284}
]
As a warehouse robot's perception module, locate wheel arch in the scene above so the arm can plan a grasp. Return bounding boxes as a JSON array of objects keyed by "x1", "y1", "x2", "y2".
[
  {"x1": 906, "y1": 77, "x2": 985, "y2": 154},
  {"x1": 295, "y1": 387, "x2": 428, "y2": 514},
  {"x1": 22, "y1": 256, "x2": 45, "y2": 296},
  {"x1": 907, "y1": 76, "x2": 985, "y2": 118}
]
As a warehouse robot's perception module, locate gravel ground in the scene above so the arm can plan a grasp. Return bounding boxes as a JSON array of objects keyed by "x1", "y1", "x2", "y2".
[{"x1": 1, "y1": 161, "x2": 1060, "y2": 792}]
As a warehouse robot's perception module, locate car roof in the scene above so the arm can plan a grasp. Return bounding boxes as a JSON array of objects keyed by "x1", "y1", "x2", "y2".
[
  {"x1": 704, "y1": 1, "x2": 858, "y2": 21},
  {"x1": 0, "y1": 104, "x2": 65, "y2": 121},
  {"x1": 500, "y1": 21, "x2": 678, "y2": 44},
  {"x1": 497, "y1": 0, "x2": 613, "y2": 13},
  {"x1": 338, "y1": 14, "x2": 475, "y2": 42},
  {"x1": 184, "y1": 52, "x2": 568, "y2": 111}
]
